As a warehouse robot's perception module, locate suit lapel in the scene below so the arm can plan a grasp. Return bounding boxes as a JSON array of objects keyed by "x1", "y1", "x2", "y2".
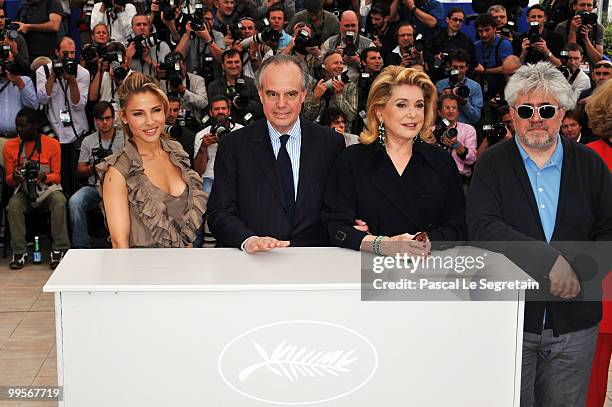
[{"x1": 249, "y1": 120, "x2": 285, "y2": 209}]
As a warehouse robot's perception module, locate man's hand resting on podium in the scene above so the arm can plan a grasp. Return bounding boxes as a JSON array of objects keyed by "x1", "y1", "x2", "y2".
[
  {"x1": 243, "y1": 236, "x2": 290, "y2": 253},
  {"x1": 548, "y1": 255, "x2": 581, "y2": 299}
]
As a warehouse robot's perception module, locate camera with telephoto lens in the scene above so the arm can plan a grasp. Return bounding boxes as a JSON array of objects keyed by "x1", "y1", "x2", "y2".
[
  {"x1": 160, "y1": 0, "x2": 177, "y2": 21},
  {"x1": 558, "y1": 50, "x2": 571, "y2": 79},
  {"x1": 201, "y1": 55, "x2": 215, "y2": 84},
  {"x1": 324, "y1": 71, "x2": 350, "y2": 91},
  {"x1": 481, "y1": 123, "x2": 507, "y2": 143},
  {"x1": 19, "y1": 161, "x2": 39, "y2": 202},
  {"x1": 214, "y1": 22, "x2": 241, "y2": 39},
  {"x1": 211, "y1": 117, "x2": 232, "y2": 140},
  {"x1": 103, "y1": 51, "x2": 127, "y2": 82},
  {"x1": 499, "y1": 21, "x2": 516, "y2": 38},
  {"x1": 433, "y1": 118, "x2": 458, "y2": 143},
  {"x1": 53, "y1": 52, "x2": 78, "y2": 76},
  {"x1": 578, "y1": 12, "x2": 597, "y2": 26},
  {"x1": 294, "y1": 30, "x2": 321, "y2": 55},
  {"x1": 527, "y1": 21, "x2": 541, "y2": 44},
  {"x1": 190, "y1": 3, "x2": 206, "y2": 31},
  {"x1": 0, "y1": 22, "x2": 20, "y2": 42},
  {"x1": 240, "y1": 18, "x2": 281, "y2": 49},
  {"x1": 129, "y1": 35, "x2": 156, "y2": 59},
  {"x1": 82, "y1": 44, "x2": 107, "y2": 63},
  {"x1": 91, "y1": 147, "x2": 113, "y2": 165},
  {"x1": 0, "y1": 45, "x2": 16, "y2": 74},
  {"x1": 344, "y1": 31, "x2": 357, "y2": 57},
  {"x1": 159, "y1": 54, "x2": 182, "y2": 88},
  {"x1": 448, "y1": 69, "x2": 470, "y2": 99}
]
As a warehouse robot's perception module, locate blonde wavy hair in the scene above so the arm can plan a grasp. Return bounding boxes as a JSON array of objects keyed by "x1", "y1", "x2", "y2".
[
  {"x1": 117, "y1": 72, "x2": 169, "y2": 139},
  {"x1": 359, "y1": 66, "x2": 438, "y2": 145},
  {"x1": 585, "y1": 80, "x2": 612, "y2": 139}
]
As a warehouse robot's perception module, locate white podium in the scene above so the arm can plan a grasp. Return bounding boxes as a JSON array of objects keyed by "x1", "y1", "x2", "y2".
[{"x1": 44, "y1": 247, "x2": 528, "y2": 406}]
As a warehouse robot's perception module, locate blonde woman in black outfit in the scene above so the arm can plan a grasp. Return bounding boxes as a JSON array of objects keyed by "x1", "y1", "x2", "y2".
[{"x1": 323, "y1": 66, "x2": 466, "y2": 255}]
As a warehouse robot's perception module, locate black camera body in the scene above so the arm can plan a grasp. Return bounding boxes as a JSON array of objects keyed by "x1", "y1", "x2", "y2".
[
  {"x1": 82, "y1": 44, "x2": 107, "y2": 63},
  {"x1": 211, "y1": 120, "x2": 231, "y2": 139},
  {"x1": 0, "y1": 44, "x2": 14, "y2": 74},
  {"x1": 91, "y1": 147, "x2": 113, "y2": 164},
  {"x1": 129, "y1": 35, "x2": 156, "y2": 58},
  {"x1": 579, "y1": 12, "x2": 598, "y2": 26},
  {"x1": 481, "y1": 123, "x2": 507, "y2": 143},
  {"x1": 433, "y1": 118, "x2": 458, "y2": 143},
  {"x1": 527, "y1": 21, "x2": 541, "y2": 44},
  {"x1": 20, "y1": 161, "x2": 39, "y2": 202},
  {"x1": 190, "y1": 3, "x2": 206, "y2": 31},
  {"x1": 324, "y1": 71, "x2": 350, "y2": 91},
  {"x1": 294, "y1": 30, "x2": 321, "y2": 55},
  {"x1": 53, "y1": 53, "x2": 79, "y2": 77},
  {"x1": 344, "y1": 31, "x2": 357, "y2": 57},
  {"x1": 449, "y1": 69, "x2": 470, "y2": 99},
  {"x1": 240, "y1": 19, "x2": 281, "y2": 49},
  {"x1": 160, "y1": 0, "x2": 177, "y2": 21},
  {"x1": 201, "y1": 55, "x2": 215, "y2": 84},
  {"x1": 229, "y1": 78, "x2": 248, "y2": 109},
  {"x1": 0, "y1": 22, "x2": 20, "y2": 42},
  {"x1": 499, "y1": 21, "x2": 516, "y2": 38},
  {"x1": 159, "y1": 54, "x2": 182, "y2": 88}
]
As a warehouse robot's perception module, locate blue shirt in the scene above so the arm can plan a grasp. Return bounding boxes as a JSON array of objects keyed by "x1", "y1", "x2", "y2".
[
  {"x1": 435, "y1": 77, "x2": 483, "y2": 125},
  {"x1": 0, "y1": 77, "x2": 39, "y2": 134},
  {"x1": 399, "y1": 0, "x2": 444, "y2": 42},
  {"x1": 267, "y1": 118, "x2": 301, "y2": 200},
  {"x1": 515, "y1": 134, "x2": 564, "y2": 242},
  {"x1": 474, "y1": 35, "x2": 513, "y2": 68},
  {"x1": 278, "y1": 30, "x2": 292, "y2": 50}
]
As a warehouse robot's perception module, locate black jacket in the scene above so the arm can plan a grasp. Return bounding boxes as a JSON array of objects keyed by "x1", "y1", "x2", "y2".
[
  {"x1": 467, "y1": 137, "x2": 612, "y2": 335},
  {"x1": 323, "y1": 141, "x2": 467, "y2": 250},
  {"x1": 208, "y1": 118, "x2": 345, "y2": 248}
]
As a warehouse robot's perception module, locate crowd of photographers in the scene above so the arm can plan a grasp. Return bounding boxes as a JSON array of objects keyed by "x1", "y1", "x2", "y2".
[{"x1": 0, "y1": 0, "x2": 610, "y2": 268}]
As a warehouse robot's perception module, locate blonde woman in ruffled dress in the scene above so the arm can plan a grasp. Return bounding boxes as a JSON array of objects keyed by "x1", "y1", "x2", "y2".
[{"x1": 97, "y1": 72, "x2": 207, "y2": 248}]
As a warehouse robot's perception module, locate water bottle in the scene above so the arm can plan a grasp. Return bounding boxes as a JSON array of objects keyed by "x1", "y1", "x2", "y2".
[{"x1": 33, "y1": 236, "x2": 43, "y2": 264}]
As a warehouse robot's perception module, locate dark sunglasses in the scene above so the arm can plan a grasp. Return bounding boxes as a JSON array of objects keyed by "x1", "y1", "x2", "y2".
[
  {"x1": 449, "y1": 17, "x2": 464, "y2": 23},
  {"x1": 514, "y1": 104, "x2": 559, "y2": 120}
]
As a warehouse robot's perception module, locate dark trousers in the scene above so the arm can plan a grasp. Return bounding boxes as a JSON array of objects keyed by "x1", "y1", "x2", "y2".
[{"x1": 61, "y1": 142, "x2": 78, "y2": 197}]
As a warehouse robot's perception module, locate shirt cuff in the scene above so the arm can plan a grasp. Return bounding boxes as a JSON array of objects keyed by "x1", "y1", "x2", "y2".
[{"x1": 240, "y1": 235, "x2": 258, "y2": 251}]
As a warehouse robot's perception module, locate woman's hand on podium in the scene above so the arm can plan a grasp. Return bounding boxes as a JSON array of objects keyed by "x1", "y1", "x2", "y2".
[{"x1": 244, "y1": 236, "x2": 290, "y2": 254}]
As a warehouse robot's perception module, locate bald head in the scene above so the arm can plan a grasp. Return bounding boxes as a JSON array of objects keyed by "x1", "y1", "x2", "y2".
[
  {"x1": 56, "y1": 36, "x2": 76, "y2": 60},
  {"x1": 340, "y1": 10, "x2": 358, "y2": 35}
]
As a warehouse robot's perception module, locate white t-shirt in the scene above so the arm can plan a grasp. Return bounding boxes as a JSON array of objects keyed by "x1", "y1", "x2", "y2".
[{"x1": 194, "y1": 122, "x2": 243, "y2": 179}]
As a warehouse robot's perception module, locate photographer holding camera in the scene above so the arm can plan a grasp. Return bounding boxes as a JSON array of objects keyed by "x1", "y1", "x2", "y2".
[
  {"x1": 559, "y1": 43, "x2": 591, "y2": 100},
  {"x1": 516, "y1": 5, "x2": 563, "y2": 66},
  {"x1": 389, "y1": 0, "x2": 444, "y2": 42},
  {"x1": 68, "y1": 101, "x2": 124, "y2": 248},
  {"x1": 3, "y1": 107, "x2": 69, "y2": 270},
  {"x1": 435, "y1": 49, "x2": 483, "y2": 126},
  {"x1": 164, "y1": 96, "x2": 198, "y2": 164},
  {"x1": 303, "y1": 51, "x2": 357, "y2": 126},
  {"x1": 0, "y1": 48, "x2": 38, "y2": 138},
  {"x1": 14, "y1": 0, "x2": 62, "y2": 61},
  {"x1": 126, "y1": 14, "x2": 171, "y2": 76},
  {"x1": 430, "y1": 8, "x2": 474, "y2": 69},
  {"x1": 193, "y1": 96, "x2": 241, "y2": 194},
  {"x1": 320, "y1": 11, "x2": 372, "y2": 82},
  {"x1": 383, "y1": 22, "x2": 425, "y2": 69},
  {"x1": 36, "y1": 36, "x2": 90, "y2": 196},
  {"x1": 207, "y1": 48, "x2": 263, "y2": 124},
  {"x1": 286, "y1": 0, "x2": 339, "y2": 43},
  {"x1": 159, "y1": 51, "x2": 208, "y2": 121},
  {"x1": 353, "y1": 46, "x2": 381, "y2": 134},
  {"x1": 554, "y1": 0, "x2": 603, "y2": 65},
  {"x1": 90, "y1": 0, "x2": 137, "y2": 45},
  {"x1": 175, "y1": 6, "x2": 226, "y2": 84},
  {"x1": 281, "y1": 22, "x2": 322, "y2": 71},
  {"x1": 0, "y1": 9, "x2": 31, "y2": 75}
]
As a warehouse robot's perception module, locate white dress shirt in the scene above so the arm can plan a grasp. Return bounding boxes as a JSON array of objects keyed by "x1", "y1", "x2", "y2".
[{"x1": 90, "y1": 2, "x2": 137, "y2": 45}]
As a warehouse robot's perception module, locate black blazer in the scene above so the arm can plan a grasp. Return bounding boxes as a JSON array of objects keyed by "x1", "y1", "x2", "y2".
[
  {"x1": 467, "y1": 137, "x2": 612, "y2": 335},
  {"x1": 323, "y1": 141, "x2": 467, "y2": 251},
  {"x1": 207, "y1": 118, "x2": 345, "y2": 248}
]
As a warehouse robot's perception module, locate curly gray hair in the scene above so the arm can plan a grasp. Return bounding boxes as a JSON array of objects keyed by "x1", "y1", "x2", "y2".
[{"x1": 504, "y1": 62, "x2": 577, "y2": 110}]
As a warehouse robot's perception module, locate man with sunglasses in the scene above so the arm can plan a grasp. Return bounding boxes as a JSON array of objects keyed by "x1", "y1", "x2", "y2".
[{"x1": 467, "y1": 62, "x2": 612, "y2": 407}]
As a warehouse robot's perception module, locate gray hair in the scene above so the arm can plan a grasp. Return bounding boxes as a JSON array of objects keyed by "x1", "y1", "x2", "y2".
[
  {"x1": 487, "y1": 4, "x2": 506, "y2": 14},
  {"x1": 254, "y1": 54, "x2": 309, "y2": 91},
  {"x1": 504, "y1": 62, "x2": 577, "y2": 110}
]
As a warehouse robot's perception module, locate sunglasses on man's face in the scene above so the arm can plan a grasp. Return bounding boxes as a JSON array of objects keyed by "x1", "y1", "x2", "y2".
[{"x1": 514, "y1": 104, "x2": 559, "y2": 120}]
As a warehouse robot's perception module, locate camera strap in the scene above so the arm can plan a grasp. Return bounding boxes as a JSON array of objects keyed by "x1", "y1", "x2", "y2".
[
  {"x1": 98, "y1": 129, "x2": 116, "y2": 151},
  {"x1": 568, "y1": 68, "x2": 580, "y2": 84},
  {"x1": 58, "y1": 77, "x2": 83, "y2": 141},
  {"x1": 18, "y1": 137, "x2": 41, "y2": 167}
]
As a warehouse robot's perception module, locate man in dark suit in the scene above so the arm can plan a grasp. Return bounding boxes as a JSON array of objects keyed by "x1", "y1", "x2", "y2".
[
  {"x1": 467, "y1": 62, "x2": 612, "y2": 407},
  {"x1": 207, "y1": 54, "x2": 345, "y2": 253}
]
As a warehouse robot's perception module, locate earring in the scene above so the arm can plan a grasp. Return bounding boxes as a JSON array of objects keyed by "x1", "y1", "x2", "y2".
[{"x1": 378, "y1": 120, "x2": 385, "y2": 145}]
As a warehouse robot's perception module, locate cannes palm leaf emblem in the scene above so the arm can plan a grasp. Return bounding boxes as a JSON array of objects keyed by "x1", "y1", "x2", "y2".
[{"x1": 238, "y1": 341, "x2": 358, "y2": 382}]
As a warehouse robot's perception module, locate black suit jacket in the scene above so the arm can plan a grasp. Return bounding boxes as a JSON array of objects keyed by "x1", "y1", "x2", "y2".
[
  {"x1": 207, "y1": 118, "x2": 345, "y2": 248},
  {"x1": 467, "y1": 137, "x2": 612, "y2": 335}
]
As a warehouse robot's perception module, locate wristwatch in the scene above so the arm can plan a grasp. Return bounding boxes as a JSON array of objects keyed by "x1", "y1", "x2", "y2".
[{"x1": 547, "y1": 51, "x2": 553, "y2": 58}]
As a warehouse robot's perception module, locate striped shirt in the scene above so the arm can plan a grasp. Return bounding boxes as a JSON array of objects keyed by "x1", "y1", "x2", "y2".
[{"x1": 267, "y1": 119, "x2": 302, "y2": 200}]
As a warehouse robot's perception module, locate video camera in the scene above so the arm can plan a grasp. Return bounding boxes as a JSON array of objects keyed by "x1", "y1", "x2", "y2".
[
  {"x1": 433, "y1": 118, "x2": 458, "y2": 143},
  {"x1": 53, "y1": 52, "x2": 78, "y2": 76},
  {"x1": 0, "y1": 22, "x2": 19, "y2": 42},
  {"x1": 240, "y1": 18, "x2": 281, "y2": 49},
  {"x1": 294, "y1": 30, "x2": 321, "y2": 55},
  {"x1": 19, "y1": 161, "x2": 39, "y2": 202}
]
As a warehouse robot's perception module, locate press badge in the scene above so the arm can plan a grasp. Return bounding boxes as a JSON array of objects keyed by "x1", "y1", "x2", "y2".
[{"x1": 59, "y1": 108, "x2": 72, "y2": 127}]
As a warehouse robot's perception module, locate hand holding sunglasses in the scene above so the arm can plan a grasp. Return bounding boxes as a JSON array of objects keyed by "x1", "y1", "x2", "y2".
[{"x1": 513, "y1": 104, "x2": 560, "y2": 120}]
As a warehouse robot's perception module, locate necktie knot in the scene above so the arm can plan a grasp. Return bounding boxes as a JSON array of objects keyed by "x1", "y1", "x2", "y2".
[{"x1": 280, "y1": 134, "x2": 290, "y2": 147}]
